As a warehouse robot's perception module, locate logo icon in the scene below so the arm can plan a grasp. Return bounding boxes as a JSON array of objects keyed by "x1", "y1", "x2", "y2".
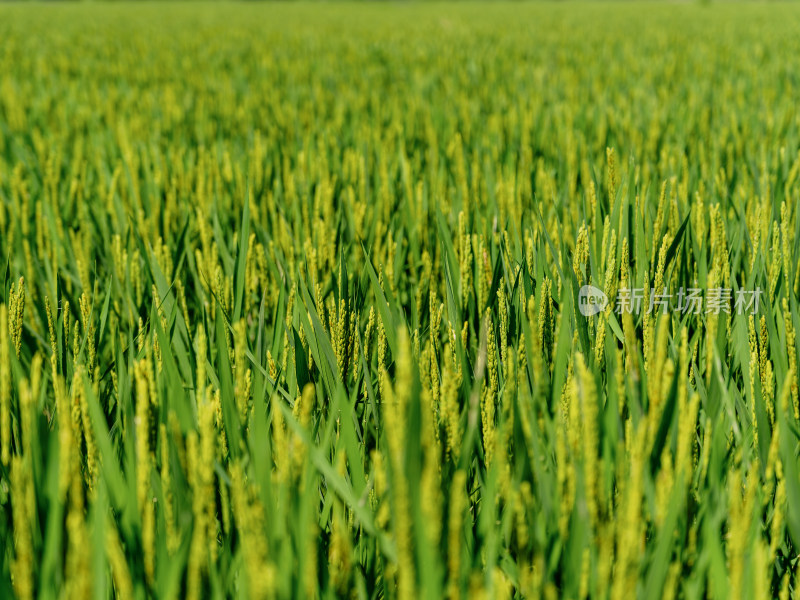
[{"x1": 578, "y1": 285, "x2": 608, "y2": 316}]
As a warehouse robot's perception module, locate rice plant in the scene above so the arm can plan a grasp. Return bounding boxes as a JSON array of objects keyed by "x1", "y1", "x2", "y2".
[{"x1": 2, "y1": 2, "x2": 800, "y2": 599}]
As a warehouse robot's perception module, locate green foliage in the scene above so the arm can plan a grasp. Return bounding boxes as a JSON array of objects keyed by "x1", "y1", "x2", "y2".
[{"x1": 1, "y1": 2, "x2": 800, "y2": 599}]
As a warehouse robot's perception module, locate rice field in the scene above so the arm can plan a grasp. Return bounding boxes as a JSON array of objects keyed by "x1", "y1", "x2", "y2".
[{"x1": 2, "y1": 2, "x2": 800, "y2": 598}]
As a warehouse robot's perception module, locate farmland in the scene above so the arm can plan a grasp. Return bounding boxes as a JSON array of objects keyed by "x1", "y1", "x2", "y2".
[{"x1": 2, "y1": 2, "x2": 800, "y2": 598}]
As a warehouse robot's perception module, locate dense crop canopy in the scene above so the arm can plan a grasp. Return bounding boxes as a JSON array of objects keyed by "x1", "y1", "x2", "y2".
[{"x1": 1, "y1": 2, "x2": 800, "y2": 599}]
